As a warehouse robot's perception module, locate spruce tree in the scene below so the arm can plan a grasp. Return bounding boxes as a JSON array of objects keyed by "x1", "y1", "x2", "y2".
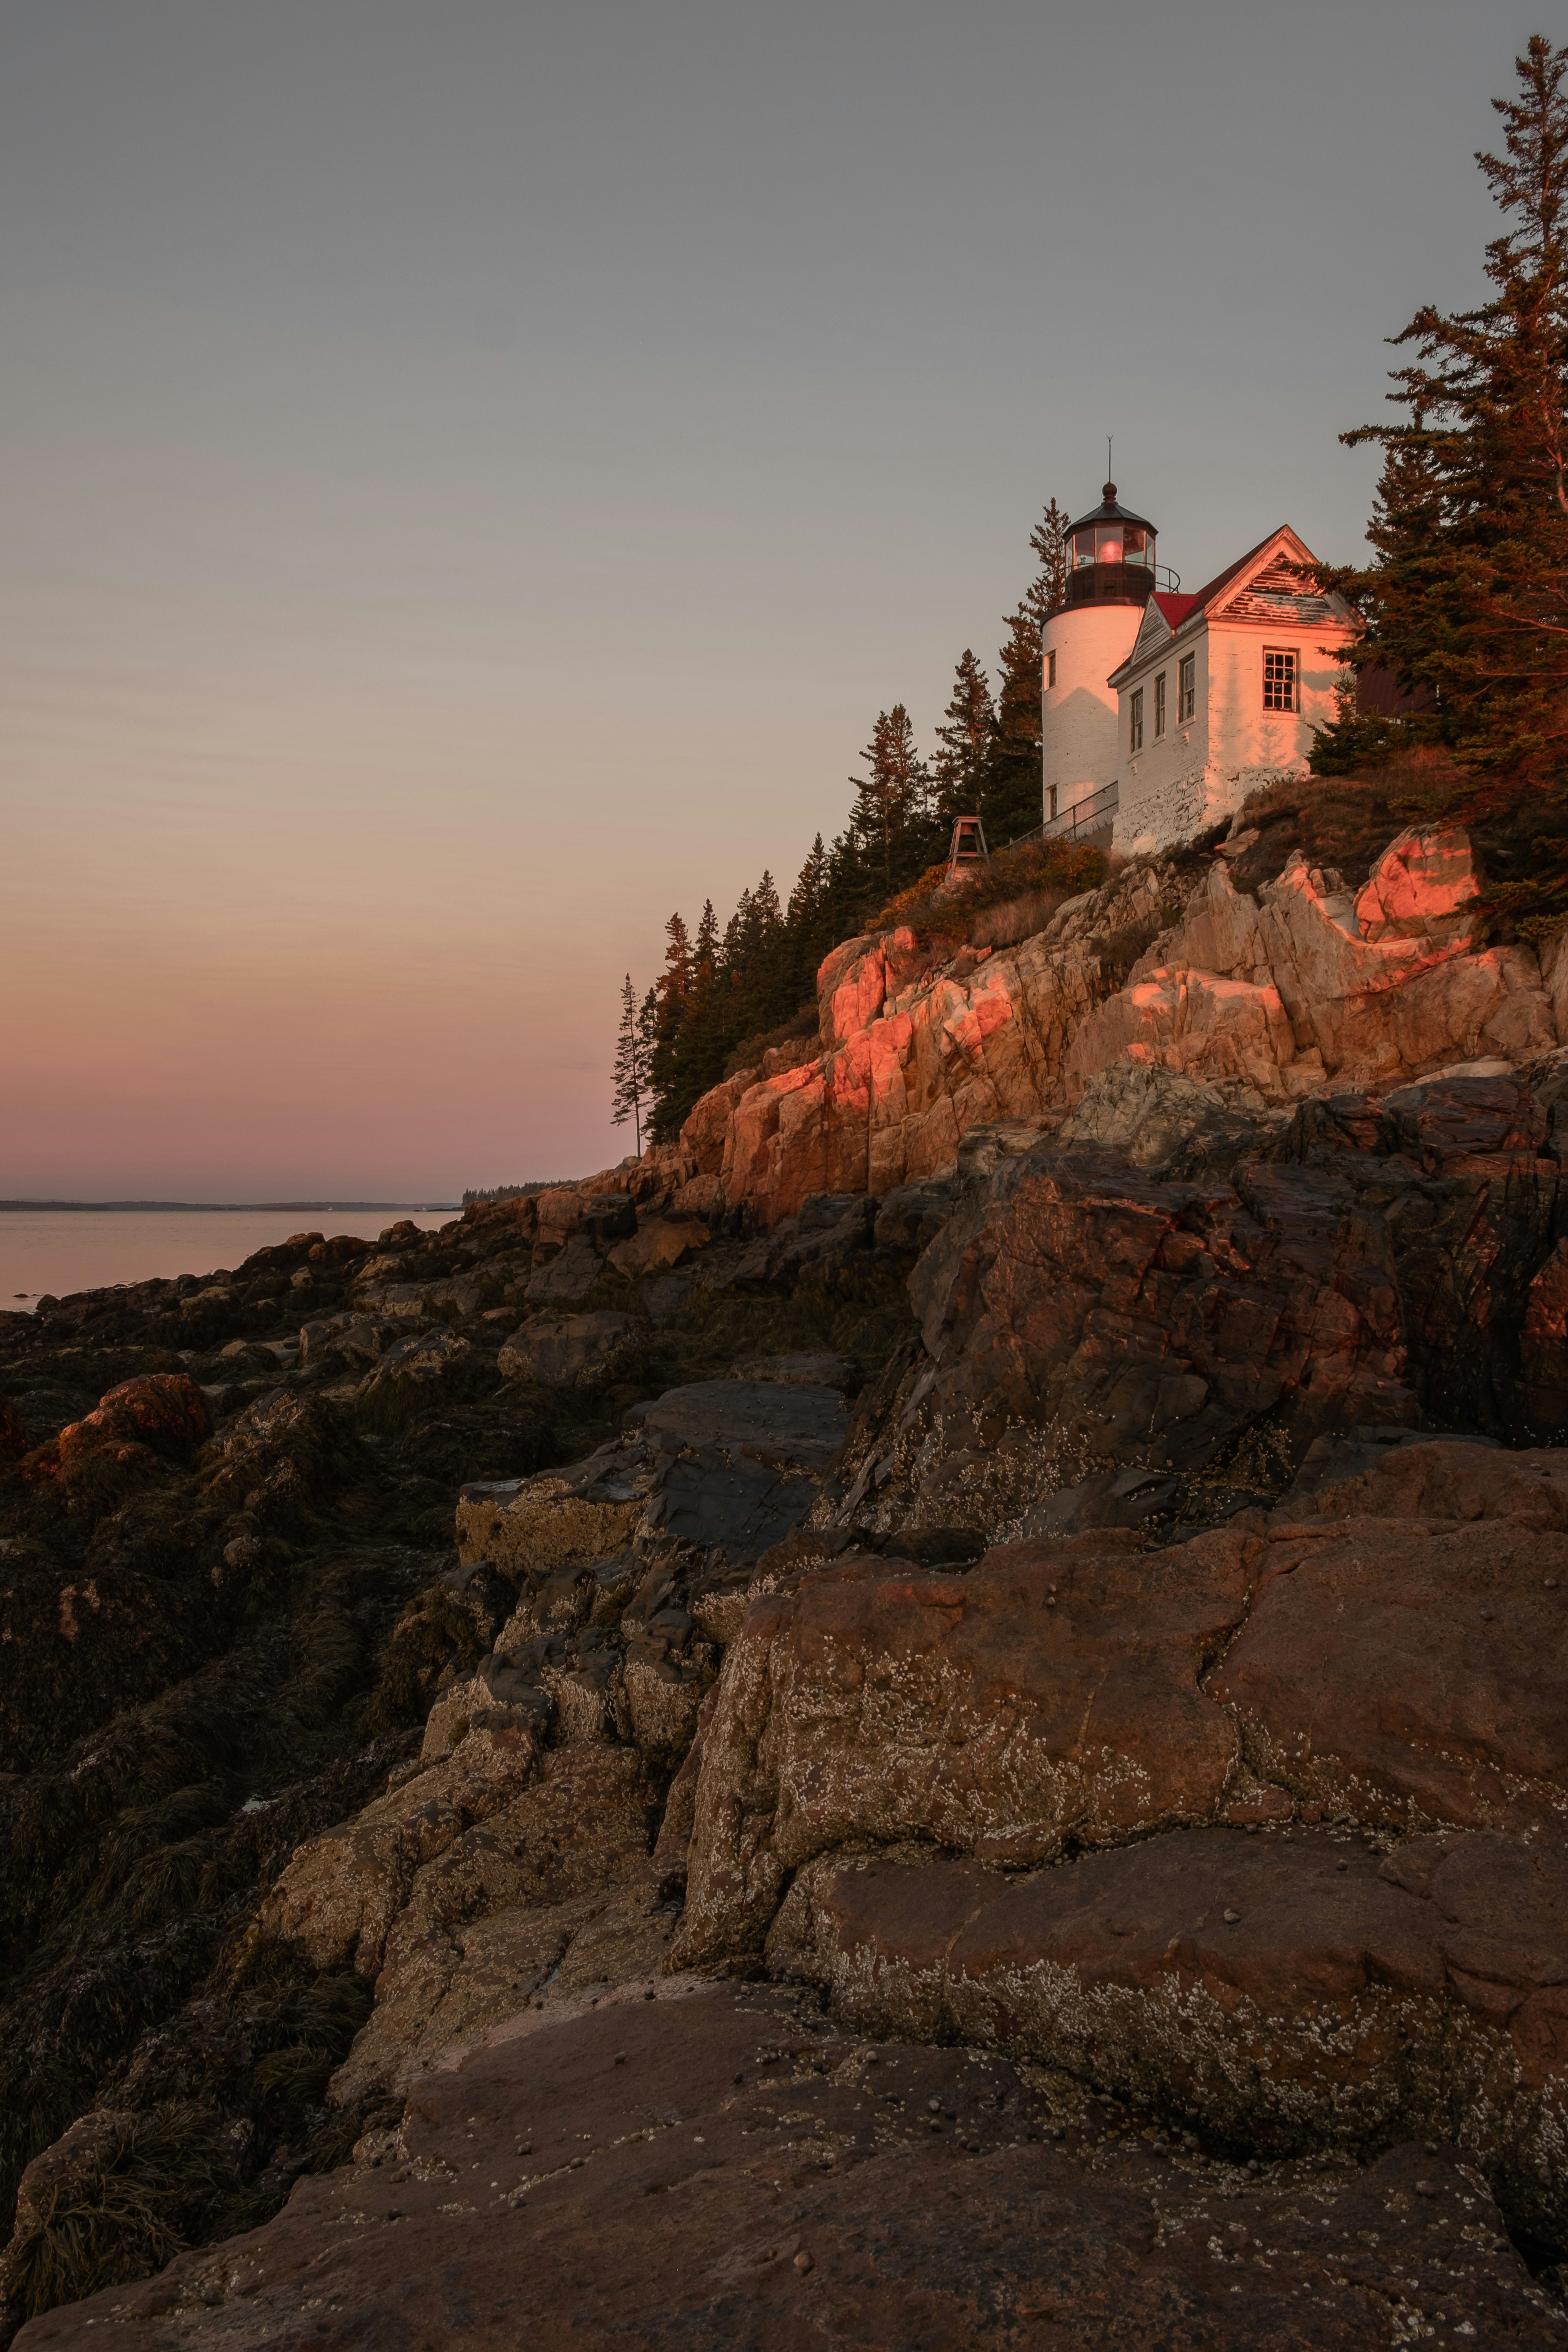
[
  {"x1": 610, "y1": 973, "x2": 650, "y2": 1153},
  {"x1": 645, "y1": 911, "x2": 695, "y2": 1143},
  {"x1": 1314, "y1": 37, "x2": 1568, "y2": 779},
  {"x1": 782, "y1": 833, "x2": 836, "y2": 1000},
  {"x1": 978, "y1": 497, "x2": 1068, "y2": 845},
  {"x1": 982, "y1": 602, "x2": 1047, "y2": 846},
  {"x1": 661, "y1": 901, "x2": 728, "y2": 1134},
  {"x1": 932, "y1": 651, "x2": 997, "y2": 826},
  {"x1": 846, "y1": 705, "x2": 936, "y2": 901},
  {"x1": 1025, "y1": 498, "x2": 1071, "y2": 630}
]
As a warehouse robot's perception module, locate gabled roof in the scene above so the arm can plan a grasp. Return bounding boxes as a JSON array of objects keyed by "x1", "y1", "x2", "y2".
[
  {"x1": 1106, "y1": 525, "x2": 1354, "y2": 686},
  {"x1": 1183, "y1": 525, "x2": 1341, "y2": 624}
]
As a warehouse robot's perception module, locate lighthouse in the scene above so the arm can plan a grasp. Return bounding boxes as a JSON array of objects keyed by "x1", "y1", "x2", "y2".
[{"x1": 1041, "y1": 483, "x2": 1160, "y2": 830}]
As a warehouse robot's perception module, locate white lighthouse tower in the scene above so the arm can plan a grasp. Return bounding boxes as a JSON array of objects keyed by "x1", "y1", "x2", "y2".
[{"x1": 1041, "y1": 483, "x2": 1161, "y2": 833}]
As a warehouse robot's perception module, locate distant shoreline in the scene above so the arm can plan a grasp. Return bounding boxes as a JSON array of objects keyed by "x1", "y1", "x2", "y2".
[{"x1": 0, "y1": 1200, "x2": 460, "y2": 1214}]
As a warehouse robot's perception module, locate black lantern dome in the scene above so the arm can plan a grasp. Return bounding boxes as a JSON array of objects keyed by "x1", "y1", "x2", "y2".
[{"x1": 1063, "y1": 482, "x2": 1160, "y2": 608}]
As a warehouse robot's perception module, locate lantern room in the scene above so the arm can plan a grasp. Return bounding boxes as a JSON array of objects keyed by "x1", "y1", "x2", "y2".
[{"x1": 1064, "y1": 483, "x2": 1160, "y2": 609}]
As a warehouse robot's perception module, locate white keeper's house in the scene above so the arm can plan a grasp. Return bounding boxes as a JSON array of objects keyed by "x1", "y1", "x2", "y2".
[{"x1": 1040, "y1": 483, "x2": 1361, "y2": 856}]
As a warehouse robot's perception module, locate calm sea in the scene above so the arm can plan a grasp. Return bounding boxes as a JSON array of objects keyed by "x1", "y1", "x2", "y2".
[{"x1": 0, "y1": 1208, "x2": 457, "y2": 1311}]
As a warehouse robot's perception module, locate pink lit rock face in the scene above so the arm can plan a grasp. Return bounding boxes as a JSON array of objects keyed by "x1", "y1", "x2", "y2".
[{"x1": 654, "y1": 828, "x2": 1561, "y2": 1229}]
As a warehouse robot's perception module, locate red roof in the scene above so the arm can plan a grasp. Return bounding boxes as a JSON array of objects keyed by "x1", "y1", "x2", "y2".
[{"x1": 1152, "y1": 592, "x2": 1197, "y2": 630}]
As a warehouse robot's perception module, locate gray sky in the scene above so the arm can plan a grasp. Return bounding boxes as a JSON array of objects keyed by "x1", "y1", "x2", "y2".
[{"x1": 1, "y1": 0, "x2": 1551, "y2": 1191}]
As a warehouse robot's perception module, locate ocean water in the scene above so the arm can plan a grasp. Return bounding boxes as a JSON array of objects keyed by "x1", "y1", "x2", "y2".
[{"x1": 0, "y1": 1207, "x2": 457, "y2": 1310}]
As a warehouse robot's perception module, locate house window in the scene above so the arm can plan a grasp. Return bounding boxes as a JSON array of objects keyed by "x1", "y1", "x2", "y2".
[
  {"x1": 1263, "y1": 648, "x2": 1299, "y2": 712},
  {"x1": 1129, "y1": 689, "x2": 1144, "y2": 753},
  {"x1": 1047, "y1": 649, "x2": 1057, "y2": 690},
  {"x1": 1153, "y1": 671, "x2": 1166, "y2": 738},
  {"x1": 1179, "y1": 653, "x2": 1196, "y2": 722}
]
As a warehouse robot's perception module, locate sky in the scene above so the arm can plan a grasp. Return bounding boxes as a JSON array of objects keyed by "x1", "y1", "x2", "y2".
[{"x1": 0, "y1": 0, "x2": 1548, "y2": 1196}]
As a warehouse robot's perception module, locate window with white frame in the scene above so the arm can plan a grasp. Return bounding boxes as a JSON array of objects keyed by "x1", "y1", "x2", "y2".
[
  {"x1": 1263, "y1": 648, "x2": 1299, "y2": 712},
  {"x1": 1047, "y1": 649, "x2": 1057, "y2": 690},
  {"x1": 1179, "y1": 653, "x2": 1196, "y2": 722},
  {"x1": 1153, "y1": 671, "x2": 1166, "y2": 738},
  {"x1": 1129, "y1": 688, "x2": 1143, "y2": 753}
]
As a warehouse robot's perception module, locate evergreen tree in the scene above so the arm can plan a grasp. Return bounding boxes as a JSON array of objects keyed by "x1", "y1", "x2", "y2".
[
  {"x1": 786, "y1": 834, "x2": 830, "y2": 933},
  {"x1": 1025, "y1": 498, "x2": 1071, "y2": 630},
  {"x1": 981, "y1": 601, "x2": 1048, "y2": 846},
  {"x1": 1311, "y1": 37, "x2": 1568, "y2": 779},
  {"x1": 660, "y1": 911, "x2": 693, "y2": 998},
  {"x1": 977, "y1": 496, "x2": 1068, "y2": 845},
  {"x1": 846, "y1": 705, "x2": 934, "y2": 898},
  {"x1": 782, "y1": 833, "x2": 837, "y2": 1000},
  {"x1": 661, "y1": 901, "x2": 728, "y2": 1136},
  {"x1": 932, "y1": 651, "x2": 997, "y2": 826},
  {"x1": 610, "y1": 972, "x2": 650, "y2": 1153},
  {"x1": 645, "y1": 911, "x2": 695, "y2": 1142}
]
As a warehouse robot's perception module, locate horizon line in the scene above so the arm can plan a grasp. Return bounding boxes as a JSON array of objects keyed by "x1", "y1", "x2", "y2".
[{"x1": 0, "y1": 1199, "x2": 462, "y2": 1214}]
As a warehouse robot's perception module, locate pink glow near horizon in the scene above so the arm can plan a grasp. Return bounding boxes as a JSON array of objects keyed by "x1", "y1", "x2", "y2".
[{"x1": 2, "y1": 4, "x2": 1509, "y2": 1197}]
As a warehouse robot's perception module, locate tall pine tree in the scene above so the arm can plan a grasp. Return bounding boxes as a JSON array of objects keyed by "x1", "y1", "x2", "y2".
[
  {"x1": 846, "y1": 705, "x2": 935, "y2": 898},
  {"x1": 982, "y1": 603, "x2": 1049, "y2": 845},
  {"x1": 979, "y1": 497, "x2": 1069, "y2": 845},
  {"x1": 1025, "y1": 498, "x2": 1071, "y2": 632},
  {"x1": 932, "y1": 651, "x2": 997, "y2": 826},
  {"x1": 1314, "y1": 37, "x2": 1568, "y2": 779},
  {"x1": 610, "y1": 973, "x2": 650, "y2": 1153},
  {"x1": 645, "y1": 911, "x2": 695, "y2": 1142}
]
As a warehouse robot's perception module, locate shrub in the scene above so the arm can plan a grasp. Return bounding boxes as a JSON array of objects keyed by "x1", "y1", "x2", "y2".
[{"x1": 865, "y1": 837, "x2": 1105, "y2": 945}]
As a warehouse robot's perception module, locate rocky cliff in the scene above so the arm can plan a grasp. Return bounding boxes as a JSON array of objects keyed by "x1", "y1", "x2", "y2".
[
  {"x1": 5, "y1": 815, "x2": 1568, "y2": 2347},
  {"x1": 656, "y1": 825, "x2": 1567, "y2": 1227}
]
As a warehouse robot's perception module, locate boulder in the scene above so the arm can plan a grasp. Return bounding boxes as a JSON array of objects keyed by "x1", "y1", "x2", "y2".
[
  {"x1": 872, "y1": 1172, "x2": 958, "y2": 1256},
  {"x1": 768, "y1": 1826, "x2": 1568, "y2": 2239},
  {"x1": 636, "y1": 1379, "x2": 849, "y2": 1563},
  {"x1": 1054, "y1": 1058, "x2": 1284, "y2": 1173},
  {"x1": 1210, "y1": 1491, "x2": 1568, "y2": 1839},
  {"x1": 671, "y1": 1529, "x2": 1262, "y2": 1970},
  {"x1": 524, "y1": 1235, "x2": 605, "y2": 1305},
  {"x1": 297, "y1": 1312, "x2": 390, "y2": 1365},
  {"x1": 638, "y1": 1379, "x2": 846, "y2": 1472},
  {"x1": 497, "y1": 1312, "x2": 640, "y2": 1390},
  {"x1": 331, "y1": 1745, "x2": 661, "y2": 2100},
  {"x1": 56, "y1": 1373, "x2": 211, "y2": 1468},
  {"x1": 198, "y1": 1388, "x2": 370, "y2": 1532},
  {"x1": 330, "y1": 1875, "x2": 676, "y2": 2104},
  {"x1": 258, "y1": 1716, "x2": 544, "y2": 1976},
  {"x1": 606, "y1": 1215, "x2": 709, "y2": 1276},
  {"x1": 355, "y1": 1328, "x2": 472, "y2": 1431},
  {"x1": 457, "y1": 1445, "x2": 648, "y2": 1577}
]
